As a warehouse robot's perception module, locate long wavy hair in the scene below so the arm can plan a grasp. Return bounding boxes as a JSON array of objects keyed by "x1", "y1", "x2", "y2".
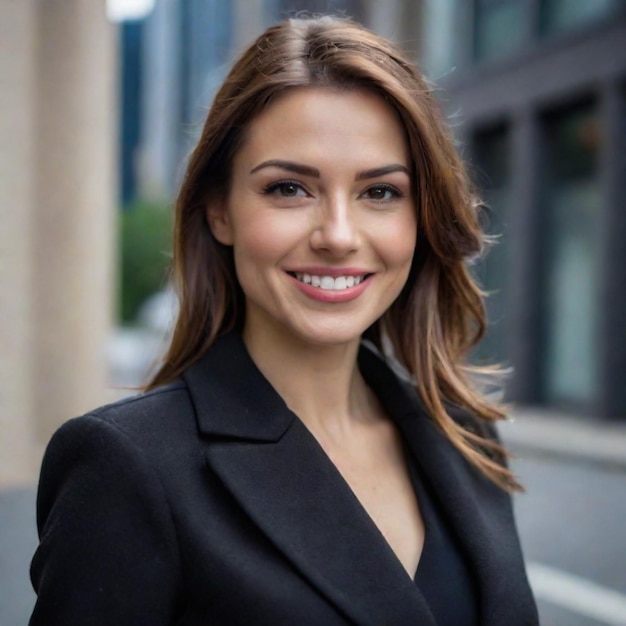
[{"x1": 147, "y1": 15, "x2": 519, "y2": 491}]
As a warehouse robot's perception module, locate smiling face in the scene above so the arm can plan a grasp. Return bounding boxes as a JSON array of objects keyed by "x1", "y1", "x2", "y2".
[{"x1": 208, "y1": 87, "x2": 417, "y2": 351}]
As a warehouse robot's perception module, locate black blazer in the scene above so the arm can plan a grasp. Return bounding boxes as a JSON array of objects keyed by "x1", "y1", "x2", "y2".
[{"x1": 30, "y1": 333, "x2": 538, "y2": 625}]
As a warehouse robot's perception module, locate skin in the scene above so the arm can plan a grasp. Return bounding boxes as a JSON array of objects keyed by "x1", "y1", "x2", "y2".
[{"x1": 208, "y1": 87, "x2": 424, "y2": 578}]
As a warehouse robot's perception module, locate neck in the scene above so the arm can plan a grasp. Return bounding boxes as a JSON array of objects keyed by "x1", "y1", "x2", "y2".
[{"x1": 242, "y1": 324, "x2": 375, "y2": 437}]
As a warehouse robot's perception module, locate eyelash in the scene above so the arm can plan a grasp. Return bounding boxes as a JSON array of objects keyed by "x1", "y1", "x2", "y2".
[
  {"x1": 262, "y1": 179, "x2": 308, "y2": 197},
  {"x1": 263, "y1": 180, "x2": 404, "y2": 201},
  {"x1": 362, "y1": 183, "x2": 404, "y2": 201}
]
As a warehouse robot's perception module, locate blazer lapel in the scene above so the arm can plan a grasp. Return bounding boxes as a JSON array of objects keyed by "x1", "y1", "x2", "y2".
[
  {"x1": 358, "y1": 346, "x2": 536, "y2": 626},
  {"x1": 184, "y1": 333, "x2": 435, "y2": 626}
]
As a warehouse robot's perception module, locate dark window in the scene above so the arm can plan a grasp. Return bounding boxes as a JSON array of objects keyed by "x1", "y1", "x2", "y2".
[
  {"x1": 474, "y1": 0, "x2": 530, "y2": 62},
  {"x1": 472, "y1": 124, "x2": 512, "y2": 365},
  {"x1": 540, "y1": 102, "x2": 602, "y2": 407},
  {"x1": 540, "y1": 0, "x2": 622, "y2": 36}
]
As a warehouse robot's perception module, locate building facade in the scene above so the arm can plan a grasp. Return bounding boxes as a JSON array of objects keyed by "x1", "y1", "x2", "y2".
[{"x1": 421, "y1": 0, "x2": 626, "y2": 418}]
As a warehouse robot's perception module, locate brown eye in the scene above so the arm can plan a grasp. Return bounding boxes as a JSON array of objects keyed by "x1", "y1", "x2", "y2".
[
  {"x1": 264, "y1": 180, "x2": 308, "y2": 198},
  {"x1": 362, "y1": 184, "x2": 400, "y2": 201},
  {"x1": 279, "y1": 182, "x2": 300, "y2": 196}
]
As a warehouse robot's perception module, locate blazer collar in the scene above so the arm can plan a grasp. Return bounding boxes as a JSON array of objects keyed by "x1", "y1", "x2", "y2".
[
  {"x1": 183, "y1": 332, "x2": 420, "y2": 440},
  {"x1": 182, "y1": 332, "x2": 534, "y2": 625},
  {"x1": 183, "y1": 332, "x2": 294, "y2": 442},
  {"x1": 183, "y1": 333, "x2": 436, "y2": 625}
]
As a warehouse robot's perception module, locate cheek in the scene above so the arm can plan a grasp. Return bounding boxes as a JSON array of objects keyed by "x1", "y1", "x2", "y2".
[
  {"x1": 377, "y1": 213, "x2": 418, "y2": 269},
  {"x1": 230, "y1": 211, "x2": 305, "y2": 268}
]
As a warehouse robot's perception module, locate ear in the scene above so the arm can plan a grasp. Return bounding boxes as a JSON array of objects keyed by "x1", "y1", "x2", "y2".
[{"x1": 206, "y1": 202, "x2": 234, "y2": 245}]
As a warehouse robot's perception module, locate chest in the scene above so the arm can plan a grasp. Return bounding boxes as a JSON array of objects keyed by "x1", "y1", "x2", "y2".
[{"x1": 326, "y1": 440, "x2": 426, "y2": 579}]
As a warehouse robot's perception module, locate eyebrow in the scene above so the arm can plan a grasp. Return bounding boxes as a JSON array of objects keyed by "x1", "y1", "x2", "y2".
[
  {"x1": 249, "y1": 159, "x2": 410, "y2": 180},
  {"x1": 355, "y1": 164, "x2": 411, "y2": 180}
]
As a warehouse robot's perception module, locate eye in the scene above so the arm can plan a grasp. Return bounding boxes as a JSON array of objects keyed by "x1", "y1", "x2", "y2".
[
  {"x1": 264, "y1": 180, "x2": 308, "y2": 198},
  {"x1": 361, "y1": 184, "x2": 402, "y2": 201}
]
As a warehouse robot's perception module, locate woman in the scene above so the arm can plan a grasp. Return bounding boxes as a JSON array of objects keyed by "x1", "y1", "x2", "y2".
[{"x1": 30, "y1": 15, "x2": 538, "y2": 626}]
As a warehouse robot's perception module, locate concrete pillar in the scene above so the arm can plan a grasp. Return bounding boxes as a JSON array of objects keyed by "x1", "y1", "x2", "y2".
[
  {"x1": 32, "y1": 0, "x2": 117, "y2": 443},
  {"x1": 0, "y1": 0, "x2": 38, "y2": 486}
]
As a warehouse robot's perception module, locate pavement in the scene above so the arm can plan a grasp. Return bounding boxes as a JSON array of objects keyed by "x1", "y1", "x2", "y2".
[{"x1": 501, "y1": 407, "x2": 626, "y2": 471}]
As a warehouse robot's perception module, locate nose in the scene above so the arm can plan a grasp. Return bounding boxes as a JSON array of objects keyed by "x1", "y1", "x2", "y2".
[{"x1": 310, "y1": 195, "x2": 360, "y2": 256}]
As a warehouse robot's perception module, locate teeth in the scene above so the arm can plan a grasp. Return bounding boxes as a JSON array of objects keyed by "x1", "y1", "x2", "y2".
[{"x1": 293, "y1": 273, "x2": 367, "y2": 290}]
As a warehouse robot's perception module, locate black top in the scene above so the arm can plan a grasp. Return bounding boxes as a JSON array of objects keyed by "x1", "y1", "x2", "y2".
[{"x1": 408, "y1": 452, "x2": 480, "y2": 625}]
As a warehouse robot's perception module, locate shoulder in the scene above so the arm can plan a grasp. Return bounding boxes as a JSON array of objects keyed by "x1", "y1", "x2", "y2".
[
  {"x1": 45, "y1": 379, "x2": 197, "y2": 473},
  {"x1": 87, "y1": 379, "x2": 191, "y2": 428},
  {"x1": 37, "y1": 378, "x2": 202, "y2": 532},
  {"x1": 82, "y1": 379, "x2": 192, "y2": 436}
]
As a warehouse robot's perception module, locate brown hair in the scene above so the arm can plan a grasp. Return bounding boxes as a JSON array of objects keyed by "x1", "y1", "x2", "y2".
[{"x1": 148, "y1": 15, "x2": 520, "y2": 491}]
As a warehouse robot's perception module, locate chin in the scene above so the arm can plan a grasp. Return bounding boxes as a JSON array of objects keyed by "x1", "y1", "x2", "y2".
[{"x1": 286, "y1": 320, "x2": 371, "y2": 348}]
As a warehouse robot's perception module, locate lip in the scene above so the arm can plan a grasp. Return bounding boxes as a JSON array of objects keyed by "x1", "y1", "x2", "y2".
[
  {"x1": 286, "y1": 271, "x2": 373, "y2": 303},
  {"x1": 284, "y1": 266, "x2": 372, "y2": 278}
]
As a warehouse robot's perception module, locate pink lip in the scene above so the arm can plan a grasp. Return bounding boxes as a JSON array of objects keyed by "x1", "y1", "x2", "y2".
[
  {"x1": 286, "y1": 272, "x2": 372, "y2": 303},
  {"x1": 285, "y1": 266, "x2": 371, "y2": 278}
]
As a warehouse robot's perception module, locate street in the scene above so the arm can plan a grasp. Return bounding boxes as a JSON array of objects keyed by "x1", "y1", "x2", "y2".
[
  {"x1": 512, "y1": 453, "x2": 626, "y2": 625},
  {"x1": 2, "y1": 445, "x2": 625, "y2": 625}
]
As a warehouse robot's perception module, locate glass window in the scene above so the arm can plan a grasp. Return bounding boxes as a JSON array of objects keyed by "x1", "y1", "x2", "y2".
[
  {"x1": 472, "y1": 125, "x2": 512, "y2": 365},
  {"x1": 422, "y1": 0, "x2": 458, "y2": 79},
  {"x1": 541, "y1": 102, "x2": 602, "y2": 407},
  {"x1": 541, "y1": 0, "x2": 621, "y2": 35},
  {"x1": 474, "y1": 0, "x2": 530, "y2": 62}
]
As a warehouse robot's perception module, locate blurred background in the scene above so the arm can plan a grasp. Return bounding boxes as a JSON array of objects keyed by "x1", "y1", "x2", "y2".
[{"x1": 1, "y1": 0, "x2": 625, "y2": 624}]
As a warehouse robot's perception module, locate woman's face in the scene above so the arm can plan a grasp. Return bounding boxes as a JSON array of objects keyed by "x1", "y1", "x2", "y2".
[{"x1": 209, "y1": 87, "x2": 417, "y2": 350}]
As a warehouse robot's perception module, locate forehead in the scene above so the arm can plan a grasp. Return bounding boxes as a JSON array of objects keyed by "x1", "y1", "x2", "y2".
[{"x1": 233, "y1": 86, "x2": 410, "y2": 170}]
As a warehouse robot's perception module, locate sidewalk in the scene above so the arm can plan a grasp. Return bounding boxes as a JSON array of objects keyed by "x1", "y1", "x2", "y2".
[{"x1": 500, "y1": 407, "x2": 626, "y2": 470}]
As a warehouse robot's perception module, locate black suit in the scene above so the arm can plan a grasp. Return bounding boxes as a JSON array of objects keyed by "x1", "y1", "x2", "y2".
[{"x1": 30, "y1": 332, "x2": 538, "y2": 625}]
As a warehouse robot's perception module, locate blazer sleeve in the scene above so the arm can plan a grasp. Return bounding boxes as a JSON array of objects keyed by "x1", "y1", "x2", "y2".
[{"x1": 30, "y1": 414, "x2": 183, "y2": 626}]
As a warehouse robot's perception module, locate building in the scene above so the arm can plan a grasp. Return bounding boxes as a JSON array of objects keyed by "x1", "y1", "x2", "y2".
[{"x1": 421, "y1": 0, "x2": 626, "y2": 418}]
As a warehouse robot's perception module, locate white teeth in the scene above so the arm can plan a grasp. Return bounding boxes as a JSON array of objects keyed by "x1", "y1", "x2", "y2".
[{"x1": 293, "y1": 273, "x2": 367, "y2": 290}]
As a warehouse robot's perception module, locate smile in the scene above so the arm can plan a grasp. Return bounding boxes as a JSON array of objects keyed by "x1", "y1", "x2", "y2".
[{"x1": 290, "y1": 273, "x2": 369, "y2": 291}]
